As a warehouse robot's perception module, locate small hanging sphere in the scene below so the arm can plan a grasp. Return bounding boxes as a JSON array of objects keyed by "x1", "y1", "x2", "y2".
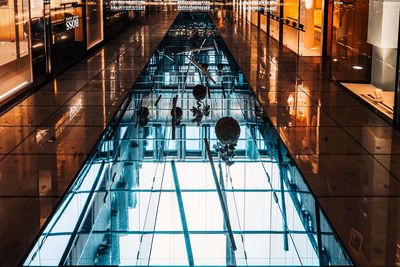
[
  {"x1": 139, "y1": 118, "x2": 148, "y2": 127},
  {"x1": 192, "y1": 84, "x2": 207, "y2": 101},
  {"x1": 139, "y1": 107, "x2": 149, "y2": 118},
  {"x1": 171, "y1": 106, "x2": 183, "y2": 119},
  {"x1": 215, "y1": 117, "x2": 241, "y2": 145}
]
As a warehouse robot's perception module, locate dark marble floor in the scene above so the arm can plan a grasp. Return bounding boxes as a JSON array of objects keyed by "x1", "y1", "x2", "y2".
[
  {"x1": 0, "y1": 8, "x2": 178, "y2": 266},
  {"x1": 211, "y1": 9, "x2": 400, "y2": 267}
]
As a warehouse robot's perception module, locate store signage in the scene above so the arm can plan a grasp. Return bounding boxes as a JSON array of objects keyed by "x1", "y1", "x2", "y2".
[
  {"x1": 65, "y1": 16, "x2": 79, "y2": 31},
  {"x1": 110, "y1": 0, "x2": 145, "y2": 10},
  {"x1": 177, "y1": 0, "x2": 210, "y2": 11}
]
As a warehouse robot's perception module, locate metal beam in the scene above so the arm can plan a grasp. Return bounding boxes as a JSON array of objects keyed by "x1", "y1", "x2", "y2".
[
  {"x1": 219, "y1": 163, "x2": 237, "y2": 266},
  {"x1": 48, "y1": 229, "x2": 327, "y2": 236},
  {"x1": 170, "y1": 161, "x2": 194, "y2": 266},
  {"x1": 277, "y1": 142, "x2": 289, "y2": 251},
  {"x1": 204, "y1": 138, "x2": 237, "y2": 251},
  {"x1": 71, "y1": 188, "x2": 312, "y2": 195},
  {"x1": 172, "y1": 96, "x2": 178, "y2": 140},
  {"x1": 185, "y1": 55, "x2": 217, "y2": 84}
]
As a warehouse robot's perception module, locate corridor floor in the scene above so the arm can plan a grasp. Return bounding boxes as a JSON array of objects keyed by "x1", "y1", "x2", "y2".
[
  {"x1": 0, "y1": 8, "x2": 177, "y2": 266},
  {"x1": 212, "y1": 9, "x2": 400, "y2": 267}
]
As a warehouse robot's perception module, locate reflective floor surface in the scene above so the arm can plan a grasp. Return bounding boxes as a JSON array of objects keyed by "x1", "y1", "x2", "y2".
[
  {"x1": 0, "y1": 6, "x2": 399, "y2": 267},
  {"x1": 23, "y1": 12, "x2": 351, "y2": 266},
  {"x1": 0, "y1": 7, "x2": 178, "y2": 266},
  {"x1": 212, "y1": 9, "x2": 400, "y2": 267}
]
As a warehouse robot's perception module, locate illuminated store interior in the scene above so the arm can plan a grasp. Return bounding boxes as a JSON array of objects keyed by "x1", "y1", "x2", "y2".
[
  {"x1": 234, "y1": 0, "x2": 400, "y2": 122},
  {"x1": 0, "y1": 0, "x2": 32, "y2": 102},
  {"x1": 331, "y1": 0, "x2": 400, "y2": 120},
  {"x1": 235, "y1": 0, "x2": 324, "y2": 56}
]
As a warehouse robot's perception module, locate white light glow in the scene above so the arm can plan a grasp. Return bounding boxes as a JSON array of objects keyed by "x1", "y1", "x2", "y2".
[
  {"x1": 353, "y1": 65, "x2": 363, "y2": 70},
  {"x1": 32, "y1": 43, "x2": 44, "y2": 48},
  {"x1": 0, "y1": 81, "x2": 29, "y2": 102},
  {"x1": 305, "y1": 0, "x2": 313, "y2": 9}
]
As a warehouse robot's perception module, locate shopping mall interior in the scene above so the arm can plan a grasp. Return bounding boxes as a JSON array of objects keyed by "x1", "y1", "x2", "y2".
[{"x1": 0, "y1": 0, "x2": 400, "y2": 266}]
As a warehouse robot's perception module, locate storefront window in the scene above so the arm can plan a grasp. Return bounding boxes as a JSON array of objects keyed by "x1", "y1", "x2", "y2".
[
  {"x1": 331, "y1": 0, "x2": 371, "y2": 82},
  {"x1": 269, "y1": 0, "x2": 280, "y2": 41},
  {"x1": 259, "y1": 0, "x2": 267, "y2": 32},
  {"x1": 298, "y1": 0, "x2": 323, "y2": 55},
  {"x1": 86, "y1": 0, "x2": 103, "y2": 49},
  {"x1": 281, "y1": 0, "x2": 323, "y2": 55},
  {"x1": 30, "y1": 0, "x2": 51, "y2": 78},
  {"x1": 396, "y1": 44, "x2": 400, "y2": 126},
  {"x1": 103, "y1": 0, "x2": 138, "y2": 40},
  {"x1": 0, "y1": 0, "x2": 32, "y2": 102},
  {"x1": 332, "y1": 0, "x2": 399, "y2": 120},
  {"x1": 264, "y1": 0, "x2": 323, "y2": 56},
  {"x1": 50, "y1": 0, "x2": 85, "y2": 74},
  {"x1": 282, "y1": 0, "x2": 299, "y2": 53}
]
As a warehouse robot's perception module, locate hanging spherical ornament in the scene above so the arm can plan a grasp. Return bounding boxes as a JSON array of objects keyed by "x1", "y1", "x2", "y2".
[
  {"x1": 201, "y1": 63, "x2": 208, "y2": 70},
  {"x1": 138, "y1": 106, "x2": 150, "y2": 127},
  {"x1": 215, "y1": 117, "x2": 241, "y2": 145},
  {"x1": 171, "y1": 106, "x2": 183, "y2": 119},
  {"x1": 192, "y1": 84, "x2": 207, "y2": 101},
  {"x1": 139, "y1": 106, "x2": 149, "y2": 118},
  {"x1": 139, "y1": 118, "x2": 148, "y2": 127}
]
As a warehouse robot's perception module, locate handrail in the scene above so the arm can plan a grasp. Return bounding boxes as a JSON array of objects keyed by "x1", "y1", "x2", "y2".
[{"x1": 170, "y1": 161, "x2": 194, "y2": 266}]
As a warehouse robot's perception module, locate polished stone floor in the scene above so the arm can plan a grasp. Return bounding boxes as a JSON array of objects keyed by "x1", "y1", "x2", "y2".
[
  {"x1": 211, "y1": 9, "x2": 400, "y2": 267},
  {"x1": 1, "y1": 7, "x2": 399, "y2": 267},
  {"x1": 0, "y1": 8, "x2": 178, "y2": 266}
]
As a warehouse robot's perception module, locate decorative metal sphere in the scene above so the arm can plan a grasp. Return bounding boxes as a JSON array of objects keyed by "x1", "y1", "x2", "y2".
[
  {"x1": 201, "y1": 63, "x2": 208, "y2": 70},
  {"x1": 215, "y1": 117, "x2": 241, "y2": 145},
  {"x1": 139, "y1": 107, "x2": 149, "y2": 118},
  {"x1": 171, "y1": 106, "x2": 183, "y2": 119},
  {"x1": 192, "y1": 84, "x2": 207, "y2": 101},
  {"x1": 138, "y1": 107, "x2": 150, "y2": 127}
]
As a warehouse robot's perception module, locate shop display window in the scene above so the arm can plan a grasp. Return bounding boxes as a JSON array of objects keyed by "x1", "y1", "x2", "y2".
[
  {"x1": 258, "y1": 0, "x2": 267, "y2": 32},
  {"x1": 282, "y1": 0, "x2": 299, "y2": 53},
  {"x1": 50, "y1": 0, "x2": 85, "y2": 74},
  {"x1": 396, "y1": 42, "x2": 400, "y2": 125},
  {"x1": 269, "y1": 0, "x2": 280, "y2": 41},
  {"x1": 281, "y1": 0, "x2": 323, "y2": 56},
  {"x1": 331, "y1": 0, "x2": 371, "y2": 82},
  {"x1": 247, "y1": 0, "x2": 323, "y2": 56},
  {"x1": 50, "y1": 0, "x2": 84, "y2": 44},
  {"x1": 86, "y1": 0, "x2": 103, "y2": 49},
  {"x1": 332, "y1": 0, "x2": 399, "y2": 120},
  {"x1": 298, "y1": 0, "x2": 323, "y2": 56},
  {"x1": 0, "y1": 0, "x2": 32, "y2": 102}
]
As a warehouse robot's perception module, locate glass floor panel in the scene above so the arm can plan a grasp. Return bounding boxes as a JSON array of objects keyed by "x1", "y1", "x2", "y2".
[{"x1": 23, "y1": 12, "x2": 353, "y2": 266}]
